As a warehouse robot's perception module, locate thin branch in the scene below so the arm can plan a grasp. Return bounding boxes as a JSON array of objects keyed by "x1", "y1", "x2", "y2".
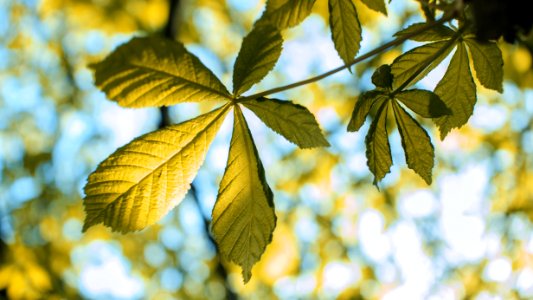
[
  {"x1": 239, "y1": 13, "x2": 455, "y2": 102},
  {"x1": 188, "y1": 185, "x2": 237, "y2": 300},
  {"x1": 160, "y1": 1, "x2": 237, "y2": 299}
]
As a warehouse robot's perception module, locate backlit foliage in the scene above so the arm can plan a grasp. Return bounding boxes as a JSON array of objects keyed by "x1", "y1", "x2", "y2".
[{"x1": 1, "y1": 0, "x2": 532, "y2": 298}]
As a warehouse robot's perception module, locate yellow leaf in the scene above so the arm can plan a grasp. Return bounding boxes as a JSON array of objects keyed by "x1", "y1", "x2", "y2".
[
  {"x1": 328, "y1": 0, "x2": 362, "y2": 65},
  {"x1": 91, "y1": 37, "x2": 231, "y2": 108},
  {"x1": 211, "y1": 106, "x2": 276, "y2": 283},
  {"x1": 390, "y1": 40, "x2": 455, "y2": 90},
  {"x1": 243, "y1": 97, "x2": 330, "y2": 148},
  {"x1": 233, "y1": 25, "x2": 283, "y2": 96},
  {"x1": 434, "y1": 43, "x2": 477, "y2": 139},
  {"x1": 394, "y1": 23, "x2": 455, "y2": 42},
  {"x1": 365, "y1": 100, "x2": 392, "y2": 184},
  {"x1": 360, "y1": 0, "x2": 388, "y2": 15},
  {"x1": 392, "y1": 101, "x2": 434, "y2": 184},
  {"x1": 465, "y1": 38, "x2": 504, "y2": 92},
  {"x1": 257, "y1": 0, "x2": 316, "y2": 29},
  {"x1": 348, "y1": 90, "x2": 386, "y2": 132},
  {"x1": 83, "y1": 105, "x2": 230, "y2": 233}
]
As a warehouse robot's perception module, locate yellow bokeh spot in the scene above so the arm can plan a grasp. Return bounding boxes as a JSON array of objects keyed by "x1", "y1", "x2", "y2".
[
  {"x1": 40, "y1": 216, "x2": 60, "y2": 241},
  {"x1": 513, "y1": 47, "x2": 532, "y2": 73},
  {"x1": 0, "y1": 245, "x2": 52, "y2": 300},
  {"x1": 256, "y1": 223, "x2": 300, "y2": 285}
]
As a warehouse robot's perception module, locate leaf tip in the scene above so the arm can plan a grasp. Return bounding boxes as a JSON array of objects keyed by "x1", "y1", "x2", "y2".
[
  {"x1": 372, "y1": 179, "x2": 382, "y2": 190},
  {"x1": 346, "y1": 113, "x2": 363, "y2": 132},
  {"x1": 313, "y1": 137, "x2": 332, "y2": 148},
  {"x1": 347, "y1": 115, "x2": 361, "y2": 132},
  {"x1": 438, "y1": 126, "x2": 451, "y2": 140},
  {"x1": 242, "y1": 268, "x2": 252, "y2": 284},
  {"x1": 87, "y1": 61, "x2": 99, "y2": 71},
  {"x1": 81, "y1": 221, "x2": 93, "y2": 233}
]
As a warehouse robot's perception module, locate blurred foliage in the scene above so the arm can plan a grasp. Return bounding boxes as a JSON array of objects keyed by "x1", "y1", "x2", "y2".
[{"x1": 0, "y1": 0, "x2": 532, "y2": 299}]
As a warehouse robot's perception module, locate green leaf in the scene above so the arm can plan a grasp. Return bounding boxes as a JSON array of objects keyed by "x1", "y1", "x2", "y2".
[
  {"x1": 390, "y1": 40, "x2": 455, "y2": 90},
  {"x1": 435, "y1": 44, "x2": 477, "y2": 139},
  {"x1": 392, "y1": 101, "x2": 434, "y2": 184},
  {"x1": 395, "y1": 89, "x2": 450, "y2": 118},
  {"x1": 465, "y1": 38, "x2": 504, "y2": 92},
  {"x1": 365, "y1": 101, "x2": 392, "y2": 184},
  {"x1": 257, "y1": 0, "x2": 316, "y2": 29},
  {"x1": 83, "y1": 105, "x2": 230, "y2": 233},
  {"x1": 394, "y1": 23, "x2": 455, "y2": 42},
  {"x1": 243, "y1": 97, "x2": 330, "y2": 148},
  {"x1": 371, "y1": 64, "x2": 393, "y2": 89},
  {"x1": 360, "y1": 0, "x2": 387, "y2": 15},
  {"x1": 90, "y1": 37, "x2": 231, "y2": 108},
  {"x1": 328, "y1": 0, "x2": 362, "y2": 65},
  {"x1": 233, "y1": 25, "x2": 283, "y2": 96},
  {"x1": 348, "y1": 90, "x2": 386, "y2": 132},
  {"x1": 211, "y1": 106, "x2": 276, "y2": 283}
]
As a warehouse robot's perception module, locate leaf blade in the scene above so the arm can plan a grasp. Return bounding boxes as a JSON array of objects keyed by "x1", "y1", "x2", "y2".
[
  {"x1": 365, "y1": 101, "x2": 392, "y2": 184},
  {"x1": 83, "y1": 105, "x2": 230, "y2": 233},
  {"x1": 91, "y1": 37, "x2": 230, "y2": 108},
  {"x1": 390, "y1": 40, "x2": 455, "y2": 90},
  {"x1": 434, "y1": 44, "x2": 477, "y2": 139},
  {"x1": 233, "y1": 25, "x2": 283, "y2": 96},
  {"x1": 394, "y1": 23, "x2": 455, "y2": 42},
  {"x1": 328, "y1": 0, "x2": 362, "y2": 65},
  {"x1": 360, "y1": 0, "x2": 387, "y2": 15},
  {"x1": 395, "y1": 89, "x2": 450, "y2": 118},
  {"x1": 257, "y1": 0, "x2": 316, "y2": 29},
  {"x1": 212, "y1": 106, "x2": 276, "y2": 283},
  {"x1": 465, "y1": 38, "x2": 504, "y2": 92},
  {"x1": 392, "y1": 101, "x2": 434, "y2": 184},
  {"x1": 348, "y1": 90, "x2": 386, "y2": 132},
  {"x1": 243, "y1": 97, "x2": 329, "y2": 148}
]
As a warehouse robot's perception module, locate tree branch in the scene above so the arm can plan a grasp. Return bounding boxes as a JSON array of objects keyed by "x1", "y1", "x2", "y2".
[
  {"x1": 239, "y1": 13, "x2": 455, "y2": 102},
  {"x1": 159, "y1": 1, "x2": 237, "y2": 299}
]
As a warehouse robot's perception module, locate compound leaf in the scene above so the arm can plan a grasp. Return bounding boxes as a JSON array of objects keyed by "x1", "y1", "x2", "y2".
[
  {"x1": 465, "y1": 38, "x2": 504, "y2": 92},
  {"x1": 390, "y1": 40, "x2": 455, "y2": 90},
  {"x1": 395, "y1": 89, "x2": 450, "y2": 118},
  {"x1": 328, "y1": 0, "x2": 362, "y2": 65},
  {"x1": 243, "y1": 97, "x2": 329, "y2": 148},
  {"x1": 348, "y1": 90, "x2": 387, "y2": 132},
  {"x1": 365, "y1": 101, "x2": 392, "y2": 184},
  {"x1": 394, "y1": 22, "x2": 455, "y2": 42},
  {"x1": 83, "y1": 105, "x2": 230, "y2": 233},
  {"x1": 90, "y1": 37, "x2": 231, "y2": 108},
  {"x1": 257, "y1": 0, "x2": 316, "y2": 29},
  {"x1": 233, "y1": 25, "x2": 283, "y2": 96},
  {"x1": 435, "y1": 44, "x2": 477, "y2": 139},
  {"x1": 392, "y1": 101, "x2": 434, "y2": 184},
  {"x1": 212, "y1": 106, "x2": 276, "y2": 283},
  {"x1": 360, "y1": 0, "x2": 387, "y2": 15}
]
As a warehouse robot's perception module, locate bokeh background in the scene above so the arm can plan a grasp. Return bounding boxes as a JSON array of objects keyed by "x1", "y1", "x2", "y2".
[{"x1": 1, "y1": 0, "x2": 532, "y2": 299}]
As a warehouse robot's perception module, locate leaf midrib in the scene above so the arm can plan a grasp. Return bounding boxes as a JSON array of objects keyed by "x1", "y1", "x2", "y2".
[
  {"x1": 127, "y1": 62, "x2": 231, "y2": 100},
  {"x1": 393, "y1": 101, "x2": 430, "y2": 169},
  {"x1": 234, "y1": 107, "x2": 258, "y2": 260},
  {"x1": 244, "y1": 101, "x2": 317, "y2": 141},
  {"x1": 87, "y1": 104, "x2": 231, "y2": 226},
  {"x1": 465, "y1": 39, "x2": 500, "y2": 87}
]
